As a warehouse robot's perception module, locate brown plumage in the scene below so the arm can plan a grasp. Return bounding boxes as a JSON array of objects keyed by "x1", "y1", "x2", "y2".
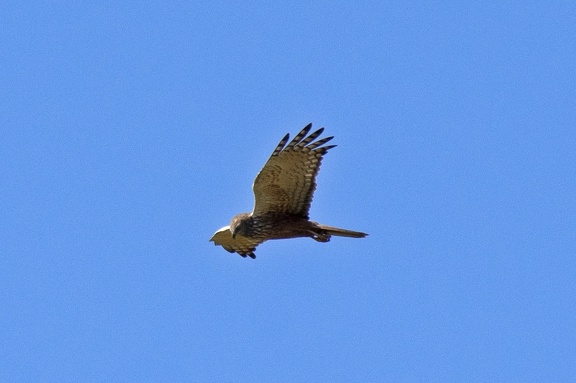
[{"x1": 210, "y1": 123, "x2": 368, "y2": 259}]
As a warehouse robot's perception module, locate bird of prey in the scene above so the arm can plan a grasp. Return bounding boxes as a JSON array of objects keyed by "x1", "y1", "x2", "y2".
[{"x1": 210, "y1": 123, "x2": 368, "y2": 258}]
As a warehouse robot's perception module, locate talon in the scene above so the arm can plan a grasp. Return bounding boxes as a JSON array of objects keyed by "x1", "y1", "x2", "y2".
[{"x1": 311, "y1": 232, "x2": 331, "y2": 242}]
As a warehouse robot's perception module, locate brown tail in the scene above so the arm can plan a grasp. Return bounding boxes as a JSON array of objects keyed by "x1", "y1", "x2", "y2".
[{"x1": 317, "y1": 224, "x2": 368, "y2": 238}]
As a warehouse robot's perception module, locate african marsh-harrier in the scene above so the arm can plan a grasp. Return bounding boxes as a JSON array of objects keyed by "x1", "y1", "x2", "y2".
[{"x1": 210, "y1": 123, "x2": 368, "y2": 258}]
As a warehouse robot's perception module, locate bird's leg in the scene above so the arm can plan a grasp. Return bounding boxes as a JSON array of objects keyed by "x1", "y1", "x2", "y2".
[{"x1": 308, "y1": 230, "x2": 331, "y2": 242}]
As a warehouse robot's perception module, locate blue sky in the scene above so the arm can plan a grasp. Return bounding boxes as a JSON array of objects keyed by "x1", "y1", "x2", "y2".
[{"x1": 2, "y1": 1, "x2": 575, "y2": 381}]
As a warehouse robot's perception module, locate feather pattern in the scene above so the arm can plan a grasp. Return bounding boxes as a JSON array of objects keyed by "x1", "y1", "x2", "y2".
[{"x1": 252, "y1": 124, "x2": 336, "y2": 218}]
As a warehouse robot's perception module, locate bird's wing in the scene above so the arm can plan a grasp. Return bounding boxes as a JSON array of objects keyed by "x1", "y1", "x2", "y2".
[
  {"x1": 252, "y1": 123, "x2": 336, "y2": 218},
  {"x1": 209, "y1": 226, "x2": 262, "y2": 259}
]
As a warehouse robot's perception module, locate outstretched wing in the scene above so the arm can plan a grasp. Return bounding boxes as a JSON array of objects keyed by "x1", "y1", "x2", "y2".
[
  {"x1": 252, "y1": 123, "x2": 336, "y2": 218},
  {"x1": 210, "y1": 226, "x2": 262, "y2": 259}
]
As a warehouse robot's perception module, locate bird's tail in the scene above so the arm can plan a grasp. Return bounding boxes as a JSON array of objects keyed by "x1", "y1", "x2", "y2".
[{"x1": 317, "y1": 224, "x2": 368, "y2": 238}]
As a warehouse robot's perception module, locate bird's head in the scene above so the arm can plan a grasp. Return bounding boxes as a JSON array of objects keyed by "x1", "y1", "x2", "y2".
[{"x1": 230, "y1": 213, "x2": 251, "y2": 239}]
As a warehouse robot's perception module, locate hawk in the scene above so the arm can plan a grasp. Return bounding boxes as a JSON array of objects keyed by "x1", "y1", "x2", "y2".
[{"x1": 210, "y1": 123, "x2": 368, "y2": 258}]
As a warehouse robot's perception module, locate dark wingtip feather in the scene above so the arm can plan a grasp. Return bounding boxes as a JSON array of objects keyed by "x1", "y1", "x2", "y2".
[
  {"x1": 307, "y1": 136, "x2": 334, "y2": 150},
  {"x1": 314, "y1": 144, "x2": 337, "y2": 155},
  {"x1": 287, "y1": 124, "x2": 314, "y2": 149},
  {"x1": 272, "y1": 133, "x2": 290, "y2": 156},
  {"x1": 297, "y1": 128, "x2": 325, "y2": 147}
]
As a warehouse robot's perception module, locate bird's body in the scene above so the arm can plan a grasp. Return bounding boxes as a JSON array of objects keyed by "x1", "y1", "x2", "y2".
[
  {"x1": 231, "y1": 213, "x2": 315, "y2": 240},
  {"x1": 210, "y1": 124, "x2": 367, "y2": 258}
]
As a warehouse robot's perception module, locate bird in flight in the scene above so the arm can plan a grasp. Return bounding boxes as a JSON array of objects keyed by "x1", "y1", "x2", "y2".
[{"x1": 210, "y1": 123, "x2": 368, "y2": 258}]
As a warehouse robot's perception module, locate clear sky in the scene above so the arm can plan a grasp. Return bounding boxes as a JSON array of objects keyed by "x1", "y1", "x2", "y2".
[{"x1": 2, "y1": 1, "x2": 575, "y2": 382}]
